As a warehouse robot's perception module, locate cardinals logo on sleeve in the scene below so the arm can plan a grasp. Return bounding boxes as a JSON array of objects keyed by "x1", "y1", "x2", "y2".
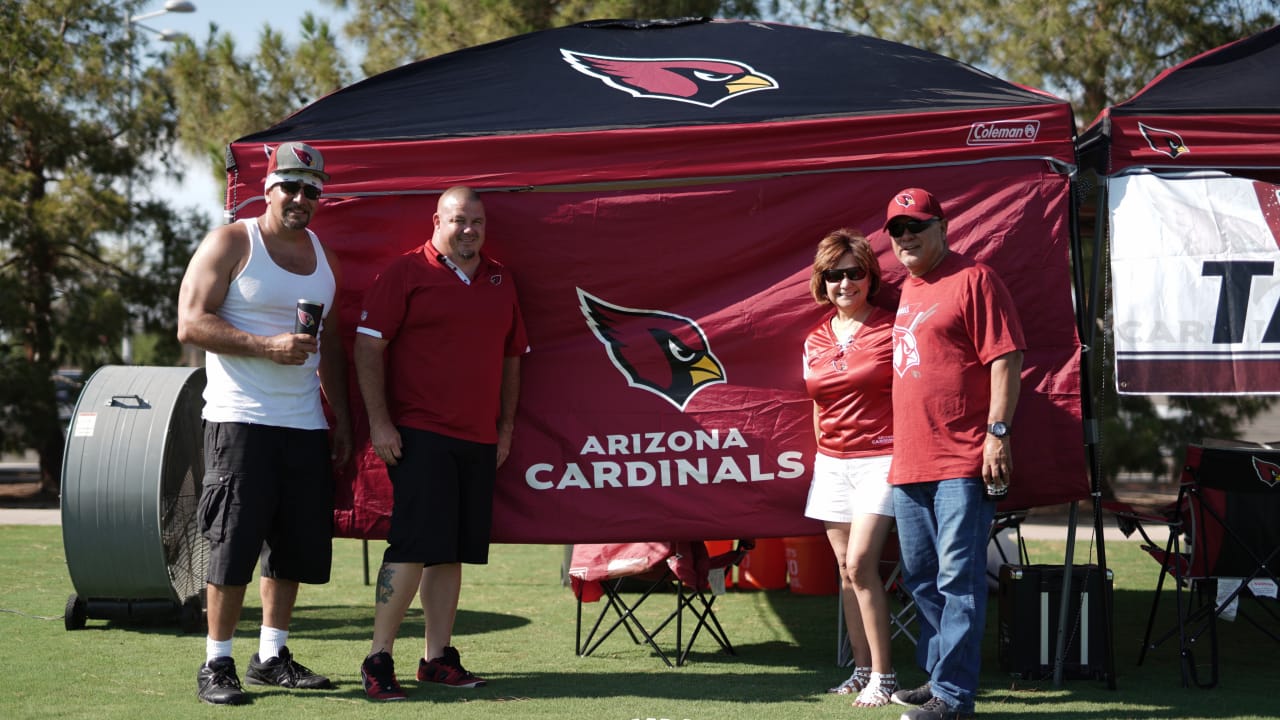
[
  {"x1": 561, "y1": 49, "x2": 778, "y2": 108},
  {"x1": 578, "y1": 288, "x2": 726, "y2": 410}
]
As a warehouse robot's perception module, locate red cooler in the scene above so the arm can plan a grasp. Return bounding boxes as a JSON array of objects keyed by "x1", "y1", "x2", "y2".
[
  {"x1": 737, "y1": 538, "x2": 787, "y2": 590},
  {"x1": 784, "y1": 534, "x2": 839, "y2": 595}
]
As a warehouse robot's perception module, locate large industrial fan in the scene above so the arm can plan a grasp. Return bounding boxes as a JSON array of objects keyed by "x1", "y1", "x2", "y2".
[{"x1": 61, "y1": 365, "x2": 207, "y2": 632}]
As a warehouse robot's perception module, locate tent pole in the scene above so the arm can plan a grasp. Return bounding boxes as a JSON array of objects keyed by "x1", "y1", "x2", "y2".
[{"x1": 1057, "y1": 167, "x2": 1116, "y2": 688}]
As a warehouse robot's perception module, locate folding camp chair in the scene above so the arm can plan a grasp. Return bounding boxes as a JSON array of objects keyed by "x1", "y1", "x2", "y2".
[
  {"x1": 569, "y1": 540, "x2": 751, "y2": 667},
  {"x1": 1111, "y1": 441, "x2": 1280, "y2": 688}
]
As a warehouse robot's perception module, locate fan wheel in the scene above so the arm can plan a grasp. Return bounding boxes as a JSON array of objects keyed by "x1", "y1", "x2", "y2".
[
  {"x1": 180, "y1": 595, "x2": 206, "y2": 634},
  {"x1": 64, "y1": 593, "x2": 87, "y2": 631}
]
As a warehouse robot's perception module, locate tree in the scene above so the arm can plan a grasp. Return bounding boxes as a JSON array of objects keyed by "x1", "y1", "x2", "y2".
[
  {"x1": 168, "y1": 14, "x2": 352, "y2": 191},
  {"x1": 0, "y1": 1, "x2": 204, "y2": 493}
]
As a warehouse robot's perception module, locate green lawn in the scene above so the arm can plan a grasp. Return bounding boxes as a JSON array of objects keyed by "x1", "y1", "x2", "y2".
[{"x1": 0, "y1": 525, "x2": 1274, "y2": 719}]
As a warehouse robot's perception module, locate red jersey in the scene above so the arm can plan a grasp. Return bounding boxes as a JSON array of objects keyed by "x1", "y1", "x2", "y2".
[
  {"x1": 356, "y1": 245, "x2": 529, "y2": 443},
  {"x1": 803, "y1": 305, "x2": 895, "y2": 458},
  {"x1": 890, "y1": 252, "x2": 1025, "y2": 484}
]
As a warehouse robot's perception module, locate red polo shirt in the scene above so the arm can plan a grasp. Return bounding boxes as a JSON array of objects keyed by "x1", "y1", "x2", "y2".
[{"x1": 357, "y1": 245, "x2": 528, "y2": 443}]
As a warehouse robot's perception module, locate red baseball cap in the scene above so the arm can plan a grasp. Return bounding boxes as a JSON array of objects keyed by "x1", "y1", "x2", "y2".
[{"x1": 885, "y1": 188, "x2": 944, "y2": 227}]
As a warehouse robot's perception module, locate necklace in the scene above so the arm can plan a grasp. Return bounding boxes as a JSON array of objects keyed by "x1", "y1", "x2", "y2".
[{"x1": 830, "y1": 316, "x2": 859, "y2": 348}]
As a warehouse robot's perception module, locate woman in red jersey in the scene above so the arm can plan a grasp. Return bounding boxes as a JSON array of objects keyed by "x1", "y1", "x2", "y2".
[{"x1": 802, "y1": 228, "x2": 897, "y2": 708}]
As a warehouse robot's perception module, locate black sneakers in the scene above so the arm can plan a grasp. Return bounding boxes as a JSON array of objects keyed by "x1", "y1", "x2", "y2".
[
  {"x1": 361, "y1": 651, "x2": 407, "y2": 701},
  {"x1": 417, "y1": 646, "x2": 488, "y2": 688},
  {"x1": 900, "y1": 696, "x2": 975, "y2": 720},
  {"x1": 246, "y1": 646, "x2": 333, "y2": 689},
  {"x1": 891, "y1": 682, "x2": 933, "y2": 706},
  {"x1": 197, "y1": 656, "x2": 249, "y2": 705}
]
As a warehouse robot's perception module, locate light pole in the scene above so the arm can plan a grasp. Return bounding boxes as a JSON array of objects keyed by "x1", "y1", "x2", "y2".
[
  {"x1": 121, "y1": 1, "x2": 197, "y2": 364},
  {"x1": 128, "y1": 1, "x2": 197, "y2": 38}
]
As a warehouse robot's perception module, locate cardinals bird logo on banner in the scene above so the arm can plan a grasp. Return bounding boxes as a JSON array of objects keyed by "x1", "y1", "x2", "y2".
[
  {"x1": 560, "y1": 49, "x2": 778, "y2": 108},
  {"x1": 578, "y1": 288, "x2": 726, "y2": 410}
]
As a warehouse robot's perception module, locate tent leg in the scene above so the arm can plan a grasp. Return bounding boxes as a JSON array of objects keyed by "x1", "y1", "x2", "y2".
[{"x1": 1051, "y1": 502, "x2": 1080, "y2": 685}]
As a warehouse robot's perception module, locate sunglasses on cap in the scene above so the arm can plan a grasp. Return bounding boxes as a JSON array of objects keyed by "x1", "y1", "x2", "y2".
[
  {"x1": 822, "y1": 266, "x2": 868, "y2": 283},
  {"x1": 275, "y1": 181, "x2": 322, "y2": 201},
  {"x1": 887, "y1": 217, "x2": 940, "y2": 238}
]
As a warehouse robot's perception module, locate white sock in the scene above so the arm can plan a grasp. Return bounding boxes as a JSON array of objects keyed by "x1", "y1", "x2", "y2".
[
  {"x1": 207, "y1": 637, "x2": 233, "y2": 663},
  {"x1": 259, "y1": 626, "x2": 288, "y2": 661}
]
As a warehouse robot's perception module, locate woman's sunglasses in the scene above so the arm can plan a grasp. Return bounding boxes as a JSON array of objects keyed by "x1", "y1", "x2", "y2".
[{"x1": 822, "y1": 267, "x2": 868, "y2": 283}]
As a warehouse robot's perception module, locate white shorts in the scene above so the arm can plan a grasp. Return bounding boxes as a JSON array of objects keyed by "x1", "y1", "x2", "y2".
[{"x1": 803, "y1": 452, "x2": 894, "y2": 522}]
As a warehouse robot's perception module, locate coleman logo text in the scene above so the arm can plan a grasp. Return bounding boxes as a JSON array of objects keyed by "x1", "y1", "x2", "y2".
[{"x1": 967, "y1": 120, "x2": 1040, "y2": 145}]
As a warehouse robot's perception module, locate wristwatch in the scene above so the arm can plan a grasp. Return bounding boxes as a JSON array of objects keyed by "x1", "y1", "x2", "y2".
[{"x1": 987, "y1": 421, "x2": 1011, "y2": 438}]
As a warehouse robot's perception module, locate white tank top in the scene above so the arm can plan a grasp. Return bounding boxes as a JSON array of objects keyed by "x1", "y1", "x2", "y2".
[{"x1": 202, "y1": 218, "x2": 336, "y2": 429}]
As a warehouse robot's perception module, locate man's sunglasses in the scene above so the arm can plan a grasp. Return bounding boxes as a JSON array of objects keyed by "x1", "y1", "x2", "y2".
[
  {"x1": 276, "y1": 181, "x2": 322, "y2": 201},
  {"x1": 822, "y1": 266, "x2": 868, "y2": 283},
  {"x1": 887, "y1": 217, "x2": 939, "y2": 238}
]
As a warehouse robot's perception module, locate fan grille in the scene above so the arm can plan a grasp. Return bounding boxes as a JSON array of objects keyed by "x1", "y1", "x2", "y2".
[{"x1": 161, "y1": 380, "x2": 207, "y2": 601}]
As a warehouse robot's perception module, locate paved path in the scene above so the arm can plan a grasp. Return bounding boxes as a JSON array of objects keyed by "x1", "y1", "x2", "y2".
[{"x1": 0, "y1": 508, "x2": 60, "y2": 526}]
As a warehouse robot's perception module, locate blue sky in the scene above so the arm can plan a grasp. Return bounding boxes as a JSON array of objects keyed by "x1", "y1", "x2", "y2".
[{"x1": 134, "y1": 1, "x2": 352, "y2": 224}]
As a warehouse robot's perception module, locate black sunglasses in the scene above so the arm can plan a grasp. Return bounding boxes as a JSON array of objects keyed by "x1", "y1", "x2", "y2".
[
  {"x1": 276, "y1": 181, "x2": 322, "y2": 201},
  {"x1": 887, "y1": 217, "x2": 939, "y2": 238},
  {"x1": 822, "y1": 266, "x2": 868, "y2": 283}
]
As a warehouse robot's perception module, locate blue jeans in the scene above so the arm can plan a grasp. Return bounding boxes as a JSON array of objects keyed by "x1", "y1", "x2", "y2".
[{"x1": 893, "y1": 478, "x2": 995, "y2": 714}]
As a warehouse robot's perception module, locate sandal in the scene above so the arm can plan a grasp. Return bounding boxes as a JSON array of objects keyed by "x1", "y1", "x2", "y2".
[
  {"x1": 852, "y1": 671, "x2": 898, "y2": 708},
  {"x1": 828, "y1": 666, "x2": 870, "y2": 695}
]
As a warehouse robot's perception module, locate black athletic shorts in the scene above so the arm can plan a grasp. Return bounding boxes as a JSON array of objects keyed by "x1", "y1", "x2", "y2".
[
  {"x1": 382, "y1": 426, "x2": 496, "y2": 566},
  {"x1": 200, "y1": 421, "x2": 334, "y2": 586}
]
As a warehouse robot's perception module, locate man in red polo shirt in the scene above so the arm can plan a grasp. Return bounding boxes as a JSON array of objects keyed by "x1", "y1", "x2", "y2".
[{"x1": 353, "y1": 186, "x2": 528, "y2": 701}]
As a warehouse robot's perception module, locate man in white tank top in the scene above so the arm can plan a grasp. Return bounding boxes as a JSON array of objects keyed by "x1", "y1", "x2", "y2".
[{"x1": 177, "y1": 141, "x2": 352, "y2": 706}]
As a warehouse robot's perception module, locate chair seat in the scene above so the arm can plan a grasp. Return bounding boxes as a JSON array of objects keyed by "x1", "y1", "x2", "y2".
[{"x1": 570, "y1": 540, "x2": 748, "y2": 667}]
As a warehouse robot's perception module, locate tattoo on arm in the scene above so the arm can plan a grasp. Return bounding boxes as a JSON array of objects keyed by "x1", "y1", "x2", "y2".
[{"x1": 376, "y1": 565, "x2": 395, "y2": 604}]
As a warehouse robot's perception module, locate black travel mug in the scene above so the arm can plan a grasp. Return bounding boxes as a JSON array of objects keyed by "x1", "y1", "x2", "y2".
[{"x1": 294, "y1": 299, "x2": 324, "y2": 337}]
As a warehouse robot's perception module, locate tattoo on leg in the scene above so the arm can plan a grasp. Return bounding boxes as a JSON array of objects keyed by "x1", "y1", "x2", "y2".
[{"x1": 376, "y1": 565, "x2": 395, "y2": 604}]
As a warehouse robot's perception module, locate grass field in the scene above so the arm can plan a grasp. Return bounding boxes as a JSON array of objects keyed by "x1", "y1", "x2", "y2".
[{"x1": 0, "y1": 525, "x2": 1275, "y2": 719}]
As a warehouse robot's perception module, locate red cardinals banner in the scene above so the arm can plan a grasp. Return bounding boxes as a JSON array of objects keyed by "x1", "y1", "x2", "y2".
[{"x1": 249, "y1": 162, "x2": 1084, "y2": 543}]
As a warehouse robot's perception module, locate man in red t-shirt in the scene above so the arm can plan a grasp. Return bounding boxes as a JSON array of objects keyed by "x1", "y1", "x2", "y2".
[
  {"x1": 884, "y1": 188, "x2": 1025, "y2": 720},
  {"x1": 353, "y1": 186, "x2": 529, "y2": 701}
]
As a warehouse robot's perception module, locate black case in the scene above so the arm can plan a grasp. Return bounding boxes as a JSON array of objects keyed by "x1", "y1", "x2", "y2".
[{"x1": 997, "y1": 563, "x2": 1113, "y2": 680}]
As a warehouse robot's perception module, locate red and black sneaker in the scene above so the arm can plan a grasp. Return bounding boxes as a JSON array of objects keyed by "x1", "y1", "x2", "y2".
[
  {"x1": 360, "y1": 652, "x2": 407, "y2": 701},
  {"x1": 417, "y1": 646, "x2": 487, "y2": 688}
]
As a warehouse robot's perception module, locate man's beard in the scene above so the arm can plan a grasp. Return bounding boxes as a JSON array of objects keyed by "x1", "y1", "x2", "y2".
[{"x1": 282, "y1": 204, "x2": 311, "y2": 229}]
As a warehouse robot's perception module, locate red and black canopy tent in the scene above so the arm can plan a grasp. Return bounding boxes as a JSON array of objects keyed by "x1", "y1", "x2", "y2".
[
  {"x1": 226, "y1": 17, "x2": 1088, "y2": 544},
  {"x1": 1079, "y1": 23, "x2": 1280, "y2": 179},
  {"x1": 1078, "y1": 23, "x2": 1280, "y2": 398}
]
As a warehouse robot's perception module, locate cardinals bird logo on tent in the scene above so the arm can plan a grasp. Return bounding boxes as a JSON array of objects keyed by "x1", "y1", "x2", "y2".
[
  {"x1": 578, "y1": 288, "x2": 726, "y2": 410},
  {"x1": 1138, "y1": 122, "x2": 1190, "y2": 159},
  {"x1": 1255, "y1": 455, "x2": 1280, "y2": 487},
  {"x1": 561, "y1": 49, "x2": 778, "y2": 108}
]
